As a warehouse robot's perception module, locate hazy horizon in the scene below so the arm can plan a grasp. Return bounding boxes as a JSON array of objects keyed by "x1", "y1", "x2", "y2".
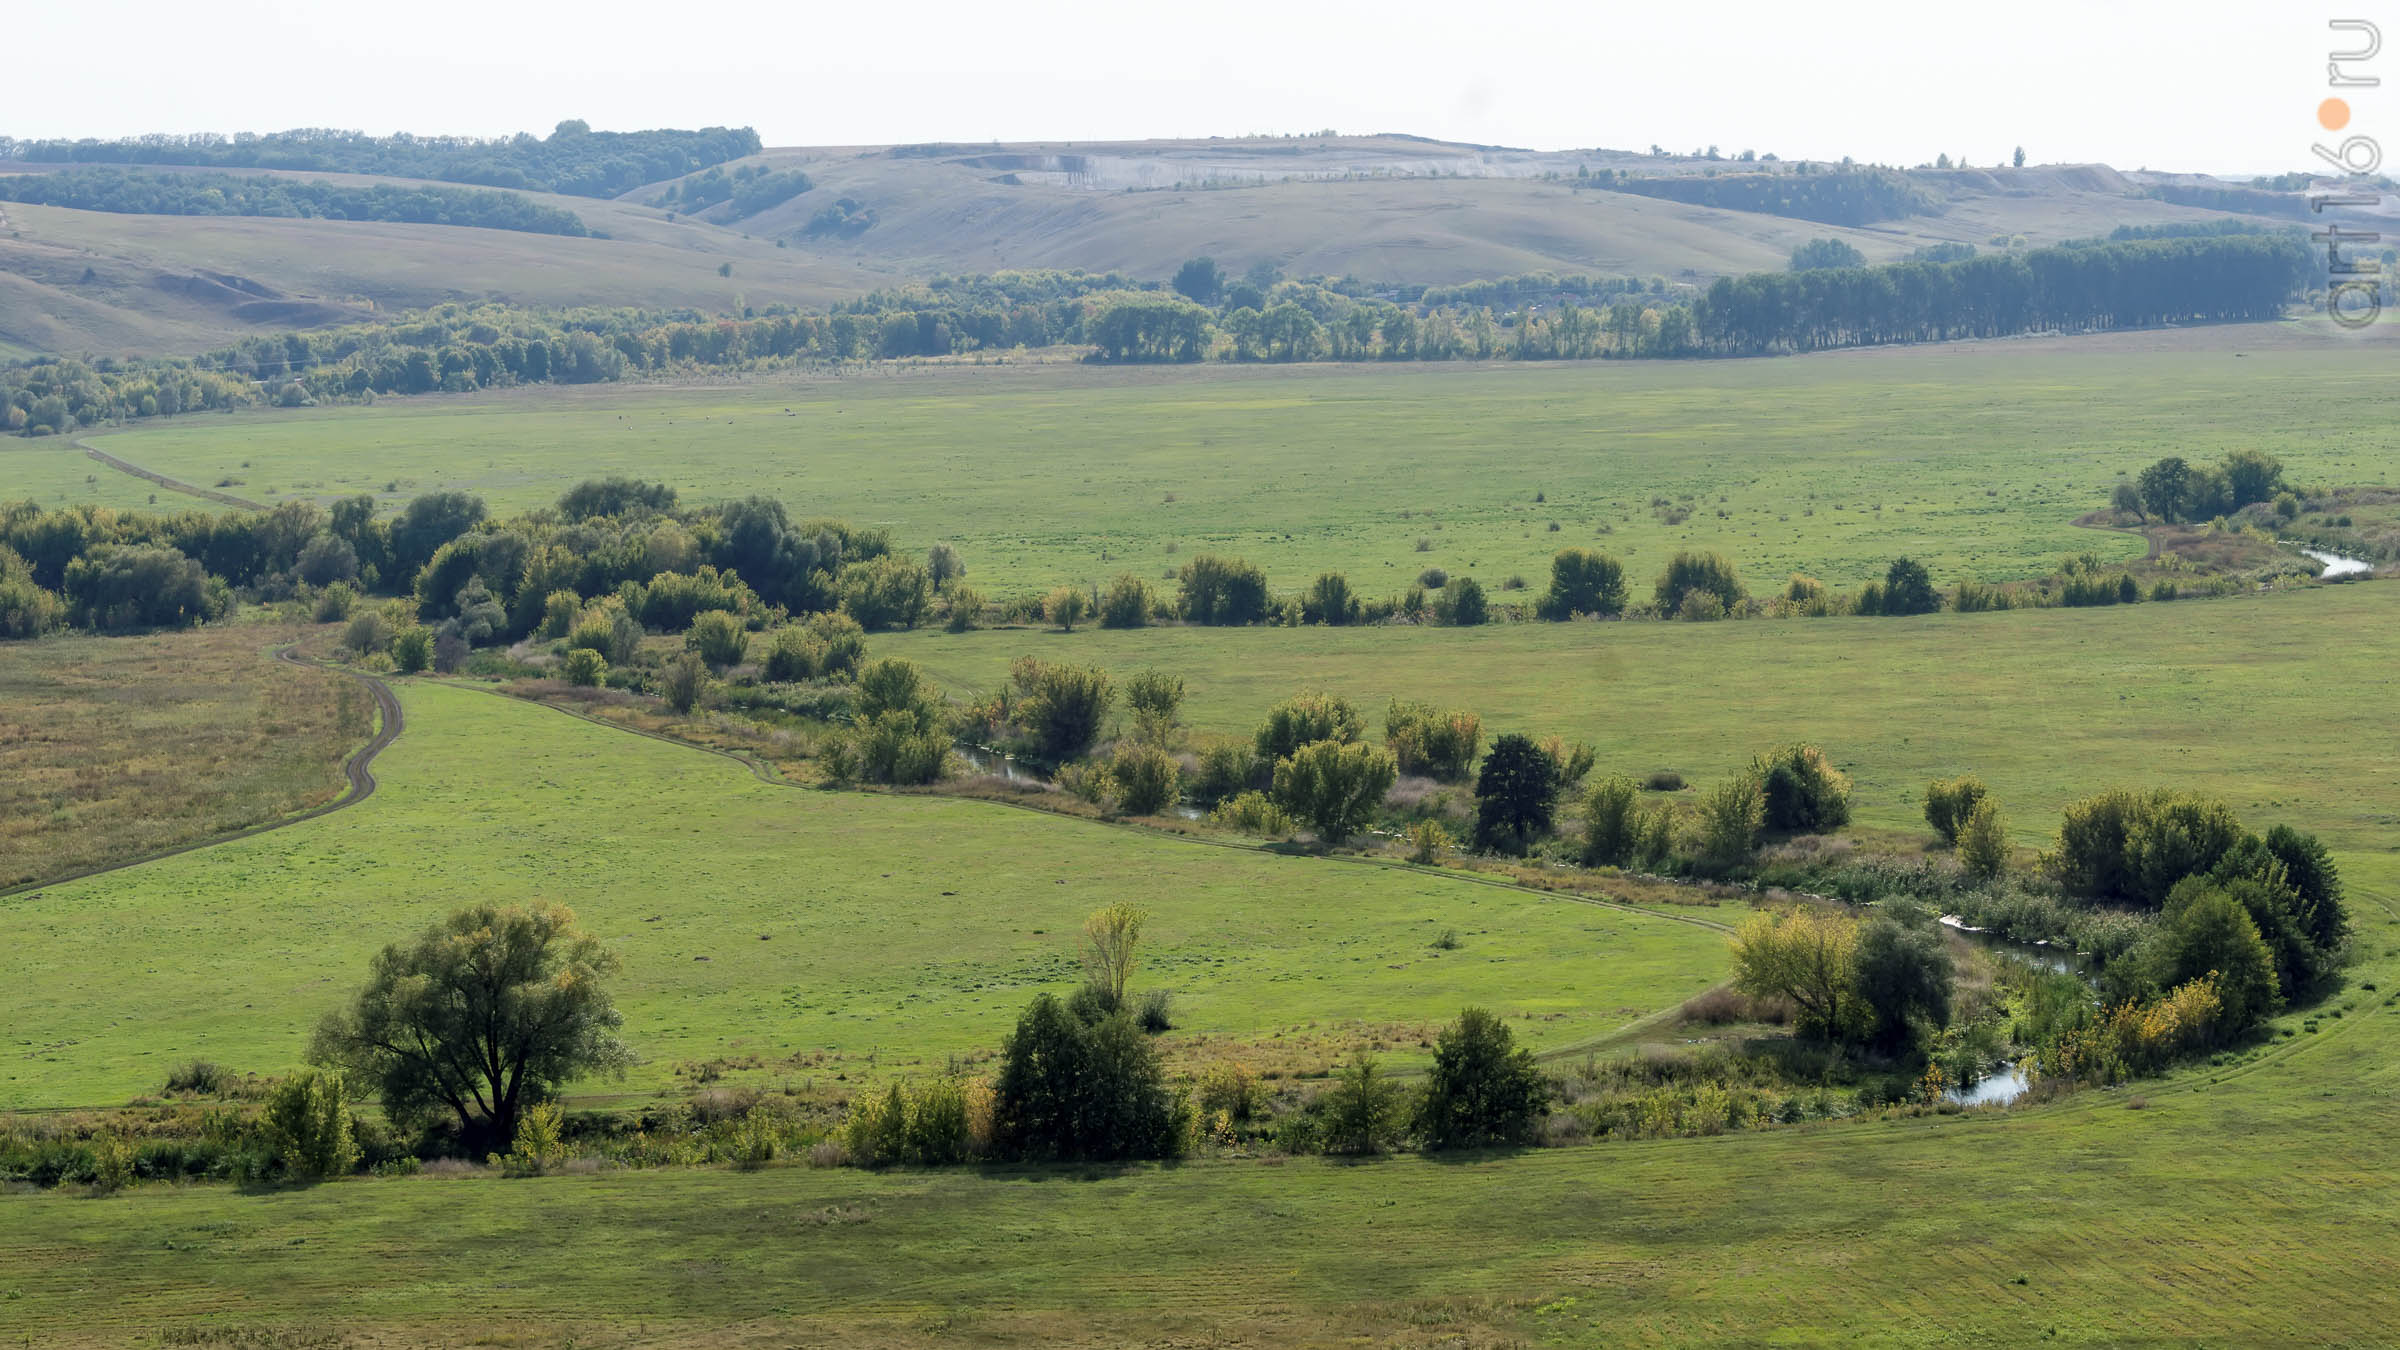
[{"x1": 11, "y1": 1, "x2": 2375, "y2": 179}]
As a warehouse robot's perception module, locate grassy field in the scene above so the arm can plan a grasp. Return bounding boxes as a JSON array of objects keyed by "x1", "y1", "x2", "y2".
[
  {"x1": 0, "y1": 623, "x2": 363, "y2": 891},
  {"x1": 882, "y1": 582, "x2": 2400, "y2": 893},
  {"x1": 80, "y1": 328, "x2": 2400, "y2": 593},
  {"x1": 0, "y1": 442, "x2": 171, "y2": 511},
  {"x1": 0, "y1": 678, "x2": 1735, "y2": 1110},
  {"x1": 3, "y1": 911, "x2": 2393, "y2": 1348}
]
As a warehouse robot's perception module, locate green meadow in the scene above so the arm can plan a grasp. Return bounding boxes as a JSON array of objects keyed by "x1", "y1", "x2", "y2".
[
  {"x1": 0, "y1": 443, "x2": 168, "y2": 511},
  {"x1": 77, "y1": 333, "x2": 2400, "y2": 592},
  {"x1": 883, "y1": 581, "x2": 2400, "y2": 893},
  {"x1": 6, "y1": 930, "x2": 2396, "y2": 1347},
  {"x1": 0, "y1": 680, "x2": 1734, "y2": 1110}
]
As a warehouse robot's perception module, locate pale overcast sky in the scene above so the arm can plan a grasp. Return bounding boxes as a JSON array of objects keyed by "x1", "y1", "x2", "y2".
[{"x1": 7, "y1": 1, "x2": 2376, "y2": 176}]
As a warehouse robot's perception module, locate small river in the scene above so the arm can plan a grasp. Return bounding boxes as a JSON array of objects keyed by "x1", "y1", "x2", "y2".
[
  {"x1": 1936, "y1": 915, "x2": 2096, "y2": 1106},
  {"x1": 2299, "y1": 547, "x2": 2374, "y2": 578}
]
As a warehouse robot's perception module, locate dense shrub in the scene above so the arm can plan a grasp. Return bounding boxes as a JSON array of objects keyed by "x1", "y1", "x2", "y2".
[
  {"x1": 62, "y1": 544, "x2": 221, "y2": 629},
  {"x1": 1472, "y1": 733, "x2": 1560, "y2": 852},
  {"x1": 1190, "y1": 740, "x2": 1260, "y2": 806},
  {"x1": 1211, "y1": 790, "x2": 1294, "y2": 837},
  {"x1": 1272, "y1": 740, "x2": 1399, "y2": 845},
  {"x1": 1255, "y1": 691, "x2": 1364, "y2": 761},
  {"x1": 1110, "y1": 741, "x2": 1180, "y2": 815},
  {"x1": 1537, "y1": 547, "x2": 1628, "y2": 619},
  {"x1": 660, "y1": 652, "x2": 708, "y2": 713},
  {"x1": 1098, "y1": 574, "x2": 1153, "y2": 628},
  {"x1": 1301, "y1": 572, "x2": 1363, "y2": 625},
  {"x1": 1384, "y1": 700, "x2": 1483, "y2": 781},
  {"x1": 1850, "y1": 918, "x2": 1954, "y2": 1052},
  {"x1": 1691, "y1": 776, "x2": 1764, "y2": 871},
  {"x1": 839, "y1": 556, "x2": 933, "y2": 630},
  {"x1": 391, "y1": 625, "x2": 433, "y2": 673},
  {"x1": 1957, "y1": 797, "x2": 2010, "y2": 878},
  {"x1": 2051, "y1": 788, "x2": 2245, "y2": 906},
  {"x1": 1438, "y1": 575, "x2": 1488, "y2": 625},
  {"x1": 1123, "y1": 668, "x2": 1184, "y2": 742},
  {"x1": 685, "y1": 609, "x2": 749, "y2": 669},
  {"x1": 1580, "y1": 774, "x2": 1642, "y2": 867},
  {"x1": 1043, "y1": 585, "x2": 1090, "y2": 632},
  {"x1": 259, "y1": 1070, "x2": 358, "y2": 1181},
  {"x1": 1320, "y1": 1055, "x2": 1409, "y2": 1155},
  {"x1": 1011, "y1": 657, "x2": 1113, "y2": 762},
  {"x1": 1751, "y1": 743, "x2": 1852, "y2": 834},
  {"x1": 1924, "y1": 776, "x2": 1988, "y2": 843},
  {"x1": 1414, "y1": 1008, "x2": 1550, "y2": 1149},
  {"x1": 990, "y1": 993, "x2": 1184, "y2": 1162},
  {"x1": 562, "y1": 647, "x2": 608, "y2": 687},
  {"x1": 1655, "y1": 551, "x2": 1745, "y2": 616},
  {"x1": 1179, "y1": 554, "x2": 1271, "y2": 625}
]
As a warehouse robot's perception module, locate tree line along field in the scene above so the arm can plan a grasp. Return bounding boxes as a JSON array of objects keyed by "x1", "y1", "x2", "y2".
[
  {"x1": 0, "y1": 622, "x2": 364, "y2": 890},
  {"x1": 880, "y1": 581, "x2": 2400, "y2": 894},
  {"x1": 70, "y1": 330, "x2": 2400, "y2": 595},
  {"x1": 0, "y1": 679, "x2": 1737, "y2": 1110},
  {"x1": 4, "y1": 918, "x2": 2395, "y2": 1347}
]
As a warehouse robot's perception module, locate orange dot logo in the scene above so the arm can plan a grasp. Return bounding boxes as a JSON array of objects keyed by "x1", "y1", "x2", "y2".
[{"x1": 2320, "y1": 98, "x2": 2353, "y2": 131}]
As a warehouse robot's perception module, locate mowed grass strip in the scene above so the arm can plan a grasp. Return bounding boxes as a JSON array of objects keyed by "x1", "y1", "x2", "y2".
[
  {"x1": 0, "y1": 681, "x2": 1733, "y2": 1109},
  {"x1": 3, "y1": 912, "x2": 2396, "y2": 1348},
  {"x1": 0, "y1": 623, "x2": 363, "y2": 890},
  {"x1": 884, "y1": 582, "x2": 2400, "y2": 894},
  {"x1": 82, "y1": 333, "x2": 2400, "y2": 591}
]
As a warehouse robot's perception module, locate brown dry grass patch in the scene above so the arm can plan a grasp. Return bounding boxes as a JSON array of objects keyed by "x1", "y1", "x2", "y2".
[{"x1": 0, "y1": 621, "x2": 362, "y2": 889}]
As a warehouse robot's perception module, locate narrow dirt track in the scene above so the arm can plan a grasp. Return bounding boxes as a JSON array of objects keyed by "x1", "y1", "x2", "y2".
[
  {"x1": 0, "y1": 647, "x2": 400, "y2": 901},
  {"x1": 75, "y1": 437, "x2": 266, "y2": 511}
]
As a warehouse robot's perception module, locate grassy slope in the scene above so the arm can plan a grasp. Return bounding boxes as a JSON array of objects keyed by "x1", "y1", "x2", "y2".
[
  {"x1": 80, "y1": 329, "x2": 2400, "y2": 592},
  {"x1": 883, "y1": 583, "x2": 2400, "y2": 892},
  {"x1": 1, "y1": 135, "x2": 2273, "y2": 358},
  {"x1": 0, "y1": 679, "x2": 1733, "y2": 1109},
  {"x1": 4, "y1": 924, "x2": 2394, "y2": 1347},
  {"x1": 0, "y1": 623, "x2": 360, "y2": 890},
  {"x1": 0, "y1": 198, "x2": 895, "y2": 359}
]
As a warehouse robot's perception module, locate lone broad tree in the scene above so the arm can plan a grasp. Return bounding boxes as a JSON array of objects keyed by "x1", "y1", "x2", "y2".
[{"x1": 311, "y1": 901, "x2": 631, "y2": 1153}]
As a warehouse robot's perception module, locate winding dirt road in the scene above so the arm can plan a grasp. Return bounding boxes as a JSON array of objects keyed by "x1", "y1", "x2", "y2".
[{"x1": 0, "y1": 647, "x2": 401, "y2": 900}]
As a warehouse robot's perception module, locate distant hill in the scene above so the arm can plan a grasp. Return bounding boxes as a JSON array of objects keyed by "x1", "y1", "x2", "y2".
[{"x1": 0, "y1": 131, "x2": 2364, "y2": 359}]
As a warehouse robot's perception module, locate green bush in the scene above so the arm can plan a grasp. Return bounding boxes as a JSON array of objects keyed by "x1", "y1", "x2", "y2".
[
  {"x1": 1957, "y1": 797, "x2": 2009, "y2": 879},
  {"x1": 1211, "y1": 790, "x2": 1294, "y2": 838},
  {"x1": 942, "y1": 585, "x2": 984, "y2": 632},
  {"x1": 1751, "y1": 743, "x2": 1851, "y2": 834},
  {"x1": 1438, "y1": 575, "x2": 1488, "y2": 625},
  {"x1": 1924, "y1": 776, "x2": 1988, "y2": 843},
  {"x1": 991, "y1": 994, "x2": 1184, "y2": 1162},
  {"x1": 1011, "y1": 657, "x2": 1113, "y2": 762},
  {"x1": 1110, "y1": 741, "x2": 1180, "y2": 815},
  {"x1": 1384, "y1": 699, "x2": 1483, "y2": 781},
  {"x1": 391, "y1": 625, "x2": 433, "y2": 673},
  {"x1": 1655, "y1": 550, "x2": 1745, "y2": 616},
  {"x1": 1320, "y1": 1054, "x2": 1408, "y2": 1155},
  {"x1": 1473, "y1": 733, "x2": 1560, "y2": 852},
  {"x1": 1123, "y1": 668, "x2": 1185, "y2": 742},
  {"x1": 1178, "y1": 554, "x2": 1271, "y2": 625},
  {"x1": 1537, "y1": 547, "x2": 1627, "y2": 619},
  {"x1": 839, "y1": 556, "x2": 933, "y2": 630},
  {"x1": 685, "y1": 609, "x2": 749, "y2": 669},
  {"x1": 1190, "y1": 739, "x2": 1259, "y2": 806},
  {"x1": 1098, "y1": 574, "x2": 1152, "y2": 628},
  {"x1": 1301, "y1": 572, "x2": 1362, "y2": 625},
  {"x1": 1690, "y1": 776, "x2": 1764, "y2": 872},
  {"x1": 1581, "y1": 774, "x2": 1641, "y2": 867},
  {"x1": 260, "y1": 1069, "x2": 358, "y2": 1182},
  {"x1": 1272, "y1": 740, "x2": 1398, "y2": 845},
  {"x1": 562, "y1": 647, "x2": 607, "y2": 687},
  {"x1": 1414, "y1": 1008, "x2": 1549, "y2": 1149},
  {"x1": 660, "y1": 652, "x2": 708, "y2": 713},
  {"x1": 760, "y1": 626, "x2": 819, "y2": 682},
  {"x1": 1255, "y1": 691, "x2": 1364, "y2": 761}
]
